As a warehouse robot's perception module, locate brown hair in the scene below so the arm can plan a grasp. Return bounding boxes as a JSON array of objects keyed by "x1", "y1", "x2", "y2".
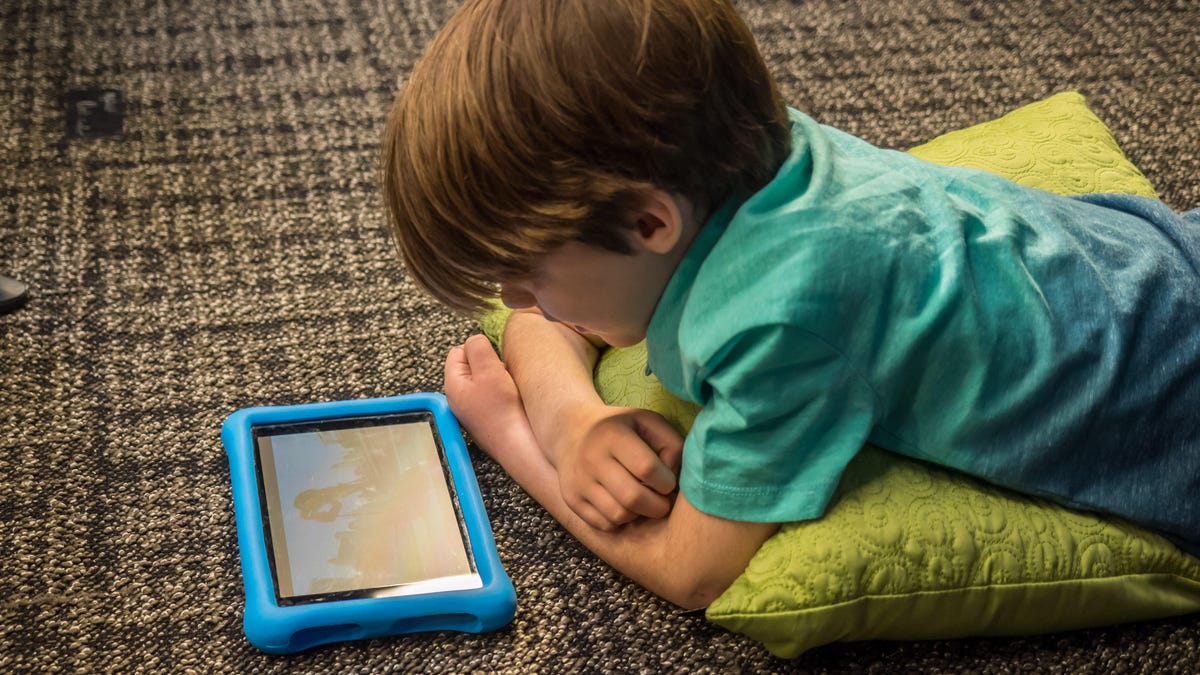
[{"x1": 382, "y1": 0, "x2": 790, "y2": 314}]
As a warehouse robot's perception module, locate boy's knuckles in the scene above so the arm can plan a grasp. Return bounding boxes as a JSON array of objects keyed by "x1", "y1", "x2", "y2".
[
  {"x1": 624, "y1": 455, "x2": 661, "y2": 480},
  {"x1": 611, "y1": 481, "x2": 645, "y2": 506}
]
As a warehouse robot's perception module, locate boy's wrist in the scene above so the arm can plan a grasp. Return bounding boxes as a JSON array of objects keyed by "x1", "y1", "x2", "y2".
[{"x1": 537, "y1": 399, "x2": 609, "y2": 468}]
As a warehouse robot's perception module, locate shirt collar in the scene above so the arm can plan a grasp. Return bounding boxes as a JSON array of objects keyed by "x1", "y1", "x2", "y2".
[{"x1": 644, "y1": 196, "x2": 742, "y2": 380}]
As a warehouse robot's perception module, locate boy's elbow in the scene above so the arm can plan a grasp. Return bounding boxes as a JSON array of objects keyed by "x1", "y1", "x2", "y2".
[
  {"x1": 654, "y1": 553, "x2": 746, "y2": 610},
  {"x1": 662, "y1": 574, "x2": 736, "y2": 610},
  {"x1": 643, "y1": 507, "x2": 779, "y2": 609}
]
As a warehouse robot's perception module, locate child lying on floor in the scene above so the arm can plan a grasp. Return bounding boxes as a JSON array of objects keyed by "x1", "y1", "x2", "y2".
[{"x1": 381, "y1": 0, "x2": 1200, "y2": 608}]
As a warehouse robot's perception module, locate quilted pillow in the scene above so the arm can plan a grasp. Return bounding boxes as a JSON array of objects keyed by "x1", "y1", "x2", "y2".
[{"x1": 477, "y1": 92, "x2": 1200, "y2": 658}]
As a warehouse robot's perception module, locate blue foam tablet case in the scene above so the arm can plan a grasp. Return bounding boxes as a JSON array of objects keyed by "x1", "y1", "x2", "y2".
[{"x1": 222, "y1": 393, "x2": 517, "y2": 653}]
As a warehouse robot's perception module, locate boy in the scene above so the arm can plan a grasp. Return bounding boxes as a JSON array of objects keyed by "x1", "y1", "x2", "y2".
[{"x1": 382, "y1": 0, "x2": 1200, "y2": 608}]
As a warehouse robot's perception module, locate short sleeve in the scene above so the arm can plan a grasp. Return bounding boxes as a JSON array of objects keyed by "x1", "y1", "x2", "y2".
[{"x1": 679, "y1": 324, "x2": 879, "y2": 523}]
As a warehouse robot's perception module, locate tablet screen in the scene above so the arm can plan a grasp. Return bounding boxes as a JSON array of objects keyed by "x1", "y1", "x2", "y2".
[{"x1": 252, "y1": 413, "x2": 483, "y2": 605}]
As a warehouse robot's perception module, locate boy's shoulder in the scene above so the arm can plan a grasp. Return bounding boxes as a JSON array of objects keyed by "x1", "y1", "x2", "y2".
[
  {"x1": 660, "y1": 196, "x2": 893, "y2": 374},
  {"x1": 663, "y1": 122, "x2": 966, "y2": 363}
]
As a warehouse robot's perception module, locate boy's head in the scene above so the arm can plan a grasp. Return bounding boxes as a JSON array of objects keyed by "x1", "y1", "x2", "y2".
[{"x1": 382, "y1": 0, "x2": 790, "y2": 314}]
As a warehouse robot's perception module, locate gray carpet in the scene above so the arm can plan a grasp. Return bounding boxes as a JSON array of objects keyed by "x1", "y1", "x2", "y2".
[{"x1": 2, "y1": 0, "x2": 1198, "y2": 672}]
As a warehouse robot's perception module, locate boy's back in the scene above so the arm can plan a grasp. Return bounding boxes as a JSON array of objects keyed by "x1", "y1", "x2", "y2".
[{"x1": 648, "y1": 108, "x2": 1200, "y2": 552}]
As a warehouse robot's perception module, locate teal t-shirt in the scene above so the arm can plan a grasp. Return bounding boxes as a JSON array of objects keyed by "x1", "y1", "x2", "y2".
[{"x1": 646, "y1": 109, "x2": 1200, "y2": 550}]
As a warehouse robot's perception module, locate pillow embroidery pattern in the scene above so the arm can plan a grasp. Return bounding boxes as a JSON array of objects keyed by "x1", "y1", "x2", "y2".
[
  {"x1": 710, "y1": 448, "x2": 1200, "y2": 657},
  {"x1": 907, "y1": 92, "x2": 1157, "y2": 198}
]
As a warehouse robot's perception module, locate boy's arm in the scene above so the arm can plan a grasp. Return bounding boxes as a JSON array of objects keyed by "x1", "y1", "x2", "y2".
[
  {"x1": 497, "y1": 419, "x2": 776, "y2": 608},
  {"x1": 501, "y1": 309, "x2": 604, "y2": 466},
  {"x1": 502, "y1": 311, "x2": 683, "y2": 530},
  {"x1": 445, "y1": 334, "x2": 777, "y2": 608}
]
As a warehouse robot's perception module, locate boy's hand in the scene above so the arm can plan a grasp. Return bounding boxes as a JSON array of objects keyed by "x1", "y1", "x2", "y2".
[
  {"x1": 554, "y1": 404, "x2": 683, "y2": 531},
  {"x1": 445, "y1": 335, "x2": 683, "y2": 531},
  {"x1": 444, "y1": 335, "x2": 528, "y2": 456}
]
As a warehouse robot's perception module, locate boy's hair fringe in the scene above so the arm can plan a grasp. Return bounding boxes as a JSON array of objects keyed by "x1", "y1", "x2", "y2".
[{"x1": 382, "y1": 0, "x2": 791, "y2": 314}]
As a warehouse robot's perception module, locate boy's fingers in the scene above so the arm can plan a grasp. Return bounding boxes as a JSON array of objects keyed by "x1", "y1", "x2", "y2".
[
  {"x1": 627, "y1": 489, "x2": 671, "y2": 519},
  {"x1": 568, "y1": 492, "x2": 620, "y2": 531},
  {"x1": 614, "y1": 443, "x2": 677, "y2": 497},
  {"x1": 583, "y1": 486, "x2": 638, "y2": 529},
  {"x1": 443, "y1": 344, "x2": 471, "y2": 381},
  {"x1": 462, "y1": 333, "x2": 501, "y2": 368},
  {"x1": 634, "y1": 411, "x2": 684, "y2": 456},
  {"x1": 628, "y1": 412, "x2": 684, "y2": 491},
  {"x1": 657, "y1": 441, "x2": 683, "y2": 477},
  {"x1": 599, "y1": 460, "x2": 671, "y2": 519}
]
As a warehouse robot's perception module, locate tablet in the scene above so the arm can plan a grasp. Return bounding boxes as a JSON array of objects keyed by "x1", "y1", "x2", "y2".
[{"x1": 222, "y1": 393, "x2": 516, "y2": 653}]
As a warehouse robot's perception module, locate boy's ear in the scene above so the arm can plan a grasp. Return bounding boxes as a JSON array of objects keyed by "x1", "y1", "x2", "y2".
[{"x1": 632, "y1": 190, "x2": 685, "y2": 254}]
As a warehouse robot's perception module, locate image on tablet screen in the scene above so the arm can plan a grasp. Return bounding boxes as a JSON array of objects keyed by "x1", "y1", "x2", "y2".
[{"x1": 255, "y1": 416, "x2": 483, "y2": 601}]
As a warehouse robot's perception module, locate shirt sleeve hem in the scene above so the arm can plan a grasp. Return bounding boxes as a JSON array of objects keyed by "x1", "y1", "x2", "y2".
[{"x1": 680, "y1": 474, "x2": 831, "y2": 524}]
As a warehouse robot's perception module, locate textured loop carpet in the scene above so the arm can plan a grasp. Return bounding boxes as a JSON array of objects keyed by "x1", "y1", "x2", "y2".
[{"x1": 2, "y1": 0, "x2": 1197, "y2": 672}]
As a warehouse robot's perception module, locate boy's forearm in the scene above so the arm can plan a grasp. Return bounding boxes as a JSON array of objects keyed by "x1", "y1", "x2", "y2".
[
  {"x1": 502, "y1": 310, "x2": 605, "y2": 463},
  {"x1": 504, "y1": 426, "x2": 777, "y2": 608},
  {"x1": 483, "y1": 400, "x2": 773, "y2": 608},
  {"x1": 548, "y1": 490, "x2": 775, "y2": 609}
]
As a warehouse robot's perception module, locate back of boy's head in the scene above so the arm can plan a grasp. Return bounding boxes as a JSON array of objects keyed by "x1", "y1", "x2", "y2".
[{"x1": 382, "y1": 0, "x2": 790, "y2": 314}]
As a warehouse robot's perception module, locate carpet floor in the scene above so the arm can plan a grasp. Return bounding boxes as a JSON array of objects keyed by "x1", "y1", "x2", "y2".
[{"x1": 2, "y1": 0, "x2": 1197, "y2": 671}]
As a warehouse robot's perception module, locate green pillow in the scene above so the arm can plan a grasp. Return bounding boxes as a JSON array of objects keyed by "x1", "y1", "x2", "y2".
[{"x1": 478, "y1": 92, "x2": 1200, "y2": 658}]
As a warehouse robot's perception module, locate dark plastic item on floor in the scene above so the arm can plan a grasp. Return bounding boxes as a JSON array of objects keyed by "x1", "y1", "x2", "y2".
[{"x1": 0, "y1": 275, "x2": 29, "y2": 314}]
